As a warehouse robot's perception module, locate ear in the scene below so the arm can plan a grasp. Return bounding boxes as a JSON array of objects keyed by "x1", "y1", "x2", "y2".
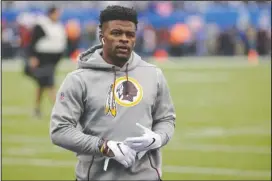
[{"x1": 99, "y1": 34, "x2": 104, "y2": 45}]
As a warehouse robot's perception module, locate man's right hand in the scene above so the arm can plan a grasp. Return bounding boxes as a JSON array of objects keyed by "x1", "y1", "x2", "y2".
[
  {"x1": 29, "y1": 56, "x2": 39, "y2": 69},
  {"x1": 101, "y1": 140, "x2": 136, "y2": 168}
]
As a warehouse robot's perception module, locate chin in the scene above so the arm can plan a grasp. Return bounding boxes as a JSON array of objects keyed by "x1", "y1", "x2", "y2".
[{"x1": 115, "y1": 54, "x2": 130, "y2": 62}]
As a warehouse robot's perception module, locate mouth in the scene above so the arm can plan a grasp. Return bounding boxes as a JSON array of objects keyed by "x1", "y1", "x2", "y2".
[{"x1": 116, "y1": 46, "x2": 130, "y2": 53}]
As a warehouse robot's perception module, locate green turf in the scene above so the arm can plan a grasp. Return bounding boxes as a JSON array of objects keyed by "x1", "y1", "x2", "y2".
[{"x1": 2, "y1": 58, "x2": 271, "y2": 180}]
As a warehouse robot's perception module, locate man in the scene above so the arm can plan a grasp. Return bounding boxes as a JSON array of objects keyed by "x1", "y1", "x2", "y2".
[
  {"x1": 26, "y1": 6, "x2": 66, "y2": 117},
  {"x1": 50, "y1": 5, "x2": 175, "y2": 180}
]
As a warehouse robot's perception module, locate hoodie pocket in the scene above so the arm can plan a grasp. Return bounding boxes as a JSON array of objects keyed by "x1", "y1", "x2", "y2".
[
  {"x1": 75, "y1": 156, "x2": 94, "y2": 181},
  {"x1": 76, "y1": 156, "x2": 108, "y2": 180}
]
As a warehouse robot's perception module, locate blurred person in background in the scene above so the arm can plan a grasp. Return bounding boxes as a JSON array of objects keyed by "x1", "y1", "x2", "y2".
[
  {"x1": 81, "y1": 21, "x2": 98, "y2": 50},
  {"x1": 169, "y1": 23, "x2": 192, "y2": 57},
  {"x1": 65, "y1": 19, "x2": 81, "y2": 57},
  {"x1": 1, "y1": 19, "x2": 13, "y2": 59},
  {"x1": 205, "y1": 23, "x2": 220, "y2": 55},
  {"x1": 155, "y1": 27, "x2": 170, "y2": 55},
  {"x1": 256, "y1": 11, "x2": 271, "y2": 56},
  {"x1": 1, "y1": 19, "x2": 21, "y2": 59},
  {"x1": 16, "y1": 11, "x2": 36, "y2": 71},
  {"x1": 2, "y1": 1, "x2": 271, "y2": 59},
  {"x1": 217, "y1": 27, "x2": 237, "y2": 56},
  {"x1": 186, "y1": 15, "x2": 206, "y2": 56},
  {"x1": 26, "y1": 6, "x2": 67, "y2": 118},
  {"x1": 50, "y1": 5, "x2": 175, "y2": 180},
  {"x1": 244, "y1": 26, "x2": 257, "y2": 55},
  {"x1": 142, "y1": 24, "x2": 157, "y2": 57}
]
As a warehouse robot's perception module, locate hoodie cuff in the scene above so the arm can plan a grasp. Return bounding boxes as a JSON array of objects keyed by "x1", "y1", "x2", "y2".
[{"x1": 154, "y1": 131, "x2": 170, "y2": 147}]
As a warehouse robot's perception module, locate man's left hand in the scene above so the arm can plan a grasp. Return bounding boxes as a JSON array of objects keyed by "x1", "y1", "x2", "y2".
[{"x1": 124, "y1": 123, "x2": 162, "y2": 153}]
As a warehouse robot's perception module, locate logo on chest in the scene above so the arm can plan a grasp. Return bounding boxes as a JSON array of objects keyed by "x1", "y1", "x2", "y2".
[{"x1": 105, "y1": 76, "x2": 143, "y2": 117}]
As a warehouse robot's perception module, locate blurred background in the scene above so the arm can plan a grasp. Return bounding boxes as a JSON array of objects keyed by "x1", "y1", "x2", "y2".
[
  {"x1": 1, "y1": 1, "x2": 271, "y2": 180},
  {"x1": 2, "y1": 1, "x2": 271, "y2": 59}
]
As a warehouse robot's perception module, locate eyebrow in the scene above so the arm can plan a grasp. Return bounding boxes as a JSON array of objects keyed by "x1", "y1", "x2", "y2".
[{"x1": 110, "y1": 29, "x2": 135, "y2": 33}]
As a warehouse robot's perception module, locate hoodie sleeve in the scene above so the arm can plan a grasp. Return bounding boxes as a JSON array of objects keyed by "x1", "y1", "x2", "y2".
[
  {"x1": 50, "y1": 72, "x2": 102, "y2": 155},
  {"x1": 152, "y1": 68, "x2": 176, "y2": 147}
]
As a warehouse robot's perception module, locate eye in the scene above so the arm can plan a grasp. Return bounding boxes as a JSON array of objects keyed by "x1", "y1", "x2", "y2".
[
  {"x1": 112, "y1": 31, "x2": 122, "y2": 36},
  {"x1": 127, "y1": 32, "x2": 135, "y2": 38}
]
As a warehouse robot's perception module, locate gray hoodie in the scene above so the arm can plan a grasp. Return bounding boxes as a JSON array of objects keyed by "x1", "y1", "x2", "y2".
[{"x1": 50, "y1": 45, "x2": 176, "y2": 180}]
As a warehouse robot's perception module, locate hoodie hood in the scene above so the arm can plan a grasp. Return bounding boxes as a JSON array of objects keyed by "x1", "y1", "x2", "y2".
[{"x1": 77, "y1": 44, "x2": 142, "y2": 72}]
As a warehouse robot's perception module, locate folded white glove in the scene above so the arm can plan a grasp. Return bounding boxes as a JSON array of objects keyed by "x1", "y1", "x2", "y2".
[
  {"x1": 104, "y1": 141, "x2": 136, "y2": 169},
  {"x1": 124, "y1": 123, "x2": 162, "y2": 153}
]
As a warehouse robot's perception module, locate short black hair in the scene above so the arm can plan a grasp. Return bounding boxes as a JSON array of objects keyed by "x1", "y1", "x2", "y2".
[{"x1": 99, "y1": 5, "x2": 138, "y2": 30}]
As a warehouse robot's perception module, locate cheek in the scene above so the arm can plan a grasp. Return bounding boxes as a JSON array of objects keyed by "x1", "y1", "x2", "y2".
[
  {"x1": 110, "y1": 46, "x2": 116, "y2": 53},
  {"x1": 105, "y1": 41, "x2": 114, "y2": 51},
  {"x1": 106, "y1": 40, "x2": 115, "y2": 48}
]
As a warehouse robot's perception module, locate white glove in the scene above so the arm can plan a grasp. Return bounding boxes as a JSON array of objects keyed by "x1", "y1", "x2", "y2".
[
  {"x1": 124, "y1": 123, "x2": 162, "y2": 153},
  {"x1": 104, "y1": 141, "x2": 136, "y2": 169}
]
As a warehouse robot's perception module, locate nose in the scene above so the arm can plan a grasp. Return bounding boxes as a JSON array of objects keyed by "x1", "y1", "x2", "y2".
[{"x1": 120, "y1": 34, "x2": 129, "y2": 44}]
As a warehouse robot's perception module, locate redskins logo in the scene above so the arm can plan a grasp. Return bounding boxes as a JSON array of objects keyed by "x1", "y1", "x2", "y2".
[{"x1": 105, "y1": 77, "x2": 143, "y2": 117}]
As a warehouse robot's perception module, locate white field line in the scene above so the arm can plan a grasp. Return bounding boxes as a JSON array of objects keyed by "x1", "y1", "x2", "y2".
[
  {"x1": 2, "y1": 157, "x2": 271, "y2": 178},
  {"x1": 182, "y1": 126, "x2": 271, "y2": 138},
  {"x1": 3, "y1": 122, "x2": 271, "y2": 146},
  {"x1": 3, "y1": 135, "x2": 50, "y2": 143},
  {"x1": 2, "y1": 157, "x2": 75, "y2": 167},
  {"x1": 2, "y1": 57, "x2": 271, "y2": 72},
  {"x1": 173, "y1": 72, "x2": 230, "y2": 83},
  {"x1": 3, "y1": 144, "x2": 270, "y2": 156},
  {"x1": 173, "y1": 98, "x2": 232, "y2": 108},
  {"x1": 3, "y1": 118, "x2": 270, "y2": 139},
  {"x1": 4, "y1": 146, "x2": 66, "y2": 156},
  {"x1": 166, "y1": 144, "x2": 271, "y2": 154},
  {"x1": 3, "y1": 138, "x2": 271, "y2": 155},
  {"x1": 2, "y1": 107, "x2": 32, "y2": 116},
  {"x1": 156, "y1": 62, "x2": 270, "y2": 70},
  {"x1": 1, "y1": 102, "x2": 269, "y2": 126},
  {"x1": 163, "y1": 165, "x2": 271, "y2": 178}
]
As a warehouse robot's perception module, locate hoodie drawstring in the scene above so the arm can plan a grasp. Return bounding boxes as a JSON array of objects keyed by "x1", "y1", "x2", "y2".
[
  {"x1": 112, "y1": 66, "x2": 116, "y2": 99},
  {"x1": 112, "y1": 63, "x2": 129, "y2": 98},
  {"x1": 125, "y1": 63, "x2": 129, "y2": 95}
]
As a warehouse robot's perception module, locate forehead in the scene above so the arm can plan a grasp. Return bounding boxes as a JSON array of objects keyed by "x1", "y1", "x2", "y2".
[{"x1": 104, "y1": 20, "x2": 136, "y2": 31}]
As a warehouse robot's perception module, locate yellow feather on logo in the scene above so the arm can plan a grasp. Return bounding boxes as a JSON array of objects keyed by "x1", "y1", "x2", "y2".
[{"x1": 105, "y1": 84, "x2": 117, "y2": 117}]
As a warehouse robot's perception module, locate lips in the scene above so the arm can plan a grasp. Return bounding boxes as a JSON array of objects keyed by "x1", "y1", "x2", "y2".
[{"x1": 116, "y1": 46, "x2": 129, "y2": 53}]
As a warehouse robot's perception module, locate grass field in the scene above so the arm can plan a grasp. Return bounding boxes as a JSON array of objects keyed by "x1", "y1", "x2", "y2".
[{"x1": 2, "y1": 57, "x2": 271, "y2": 180}]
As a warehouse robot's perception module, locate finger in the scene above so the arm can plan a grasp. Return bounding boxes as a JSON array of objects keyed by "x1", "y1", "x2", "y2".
[
  {"x1": 131, "y1": 157, "x2": 136, "y2": 165},
  {"x1": 137, "y1": 151, "x2": 147, "y2": 159},
  {"x1": 130, "y1": 149, "x2": 137, "y2": 157},
  {"x1": 124, "y1": 142, "x2": 143, "y2": 149},
  {"x1": 124, "y1": 137, "x2": 146, "y2": 144},
  {"x1": 130, "y1": 152, "x2": 136, "y2": 164},
  {"x1": 131, "y1": 143, "x2": 142, "y2": 147},
  {"x1": 127, "y1": 153, "x2": 136, "y2": 167},
  {"x1": 129, "y1": 156, "x2": 135, "y2": 166},
  {"x1": 127, "y1": 149, "x2": 136, "y2": 159},
  {"x1": 129, "y1": 143, "x2": 144, "y2": 150},
  {"x1": 121, "y1": 160, "x2": 129, "y2": 168},
  {"x1": 103, "y1": 158, "x2": 110, "y2": 171},
  {"x1": 127, "y1": 157, "x2": 133, "y2": 167}
]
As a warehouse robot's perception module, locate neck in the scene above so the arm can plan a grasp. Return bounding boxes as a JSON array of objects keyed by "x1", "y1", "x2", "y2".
[{"x1": 101, "y1": 51, "x2": 126, "y2": 68}]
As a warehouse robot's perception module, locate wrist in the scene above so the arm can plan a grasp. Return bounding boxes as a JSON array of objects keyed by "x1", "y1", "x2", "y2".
[
  {"x1": 98, "y1": 138, "x2": 105, "y2": 151},
  {"x1": 100, "y1": 140, "x2": 108, "y2": 155},
  {"x1": 98, "y1": 139, "x2": 107, "y2": 154},
  {"x1": 99, "y1": 139, "x2": 114, "y2": 157}
]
